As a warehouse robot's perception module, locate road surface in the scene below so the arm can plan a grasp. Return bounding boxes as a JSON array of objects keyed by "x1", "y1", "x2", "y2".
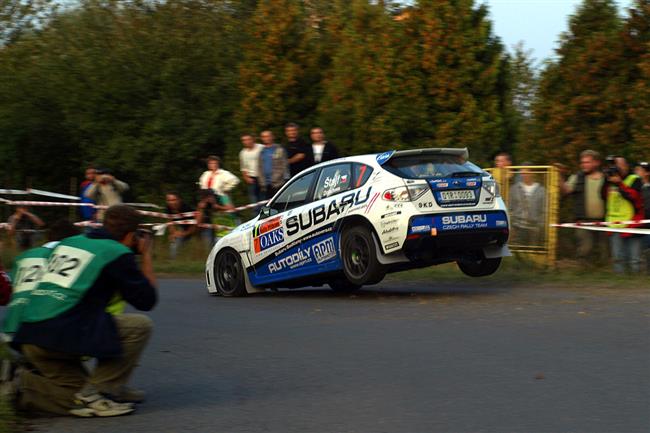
[{"x1": 26, "y1": 278, "x2": 650, "y2": 433}]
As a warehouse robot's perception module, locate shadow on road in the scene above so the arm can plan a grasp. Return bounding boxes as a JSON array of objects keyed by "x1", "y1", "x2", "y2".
[{"x1": 245, "y1": 282, "x2": 513, "y2": 300}]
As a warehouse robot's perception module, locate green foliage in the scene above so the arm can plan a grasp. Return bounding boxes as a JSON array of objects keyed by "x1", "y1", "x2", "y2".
[
  {"x1": 1, "y1": 0, "x2": 648, "y2": 206},
  {"x1": 531, "y1": 0, "x2": 650, "y2": 165}
]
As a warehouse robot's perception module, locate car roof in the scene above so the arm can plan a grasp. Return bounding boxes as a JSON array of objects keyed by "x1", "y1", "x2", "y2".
[{"x1": 292, "y1": 147, "x2": 470, "y2": 178}]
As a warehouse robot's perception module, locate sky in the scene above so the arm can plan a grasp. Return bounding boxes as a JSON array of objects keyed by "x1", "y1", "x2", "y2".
[{"x1": 481, "y1": 0, "x2": 634, "y2": 63}]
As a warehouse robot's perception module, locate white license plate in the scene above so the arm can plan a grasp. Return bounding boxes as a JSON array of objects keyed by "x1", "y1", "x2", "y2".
[{"x1": 440, "y1": 190, "x2": 475, "y2": 201}]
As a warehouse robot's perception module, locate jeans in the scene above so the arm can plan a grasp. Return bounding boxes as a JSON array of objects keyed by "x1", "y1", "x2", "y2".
[
  {"x1": 200, "y1": 228, "x2": 215, "y2": 249},
  {"x1": 247, "y1": 178, "x2": 260, "y2": 206},
  {"x1": 20, "y1": 314, "x2": 153, "y2": 415},
  {"x1": 609, "y1": 235, "x2": 642, "y2": 274},
  {"x1": 169, "y1": 235, "x2": 190, "y2": 259}
]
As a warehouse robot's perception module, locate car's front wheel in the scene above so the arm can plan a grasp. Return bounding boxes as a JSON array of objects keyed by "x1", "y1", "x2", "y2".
[
  {"x1": 214, "y1": 249, "x2": 247, "y2": 297},
  {"x1": 340, "y1": 225, "x2": 385, "y2": 286},
  {"x1": 457, "y1": 256, "x2": 502, "y2": 277}
]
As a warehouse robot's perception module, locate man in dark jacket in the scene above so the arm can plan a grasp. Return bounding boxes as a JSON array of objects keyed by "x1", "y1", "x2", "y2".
[
  {"x1": 285, "y1": 122, "x2": 314, "y2": 177},
  {"x1": 560, "y1": 150, "x2": 606, "y2": 261},
  {"x1": 309, "y1": 127, "x2": 340, "y2": 164},
  {"x1": 11, "y1": 205, "x2": 157, "y2": 417}
]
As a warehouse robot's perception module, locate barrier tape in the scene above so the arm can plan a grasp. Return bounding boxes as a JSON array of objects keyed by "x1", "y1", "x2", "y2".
[
  {"x1": 0, "y1": 198, "x2": 265, "y2": 219},
  {"x1": 552, "y1": 219, "x2": 650, "y2": 235}
]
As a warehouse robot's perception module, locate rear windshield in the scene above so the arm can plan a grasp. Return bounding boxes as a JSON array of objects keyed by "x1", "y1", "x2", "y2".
[{"x1": 384, "y1": 154, "x2": 484, "y2": 179}]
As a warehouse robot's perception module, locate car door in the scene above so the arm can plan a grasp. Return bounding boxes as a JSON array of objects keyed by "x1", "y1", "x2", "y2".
[{"x1": 249, "y1": 170, "x2": 319, "y2": 285}]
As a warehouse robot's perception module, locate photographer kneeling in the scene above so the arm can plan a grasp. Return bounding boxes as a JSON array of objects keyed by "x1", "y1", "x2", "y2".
[
  {"x1": 602, "y1": 156, "x2": 644, "y2": 274},
  {"x1": 11, "y1": 205, "x2": 157, "y2": 417}
]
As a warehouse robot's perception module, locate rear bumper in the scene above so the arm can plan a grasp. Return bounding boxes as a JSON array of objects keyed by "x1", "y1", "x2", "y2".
[{"x1": 403, "y1": 210, "x2": 509, "y2": 262}]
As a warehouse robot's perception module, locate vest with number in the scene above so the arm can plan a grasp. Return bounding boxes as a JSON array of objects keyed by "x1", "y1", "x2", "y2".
[
  {"x1": 606, "y1": 174, "x2": 639, "y2": 228},
  {"x1": 2, "y1": 244, "x2": 55, "y2": 334},
  {"x1": 21, "y1": 235, "x2": 131, "y2": 323}
]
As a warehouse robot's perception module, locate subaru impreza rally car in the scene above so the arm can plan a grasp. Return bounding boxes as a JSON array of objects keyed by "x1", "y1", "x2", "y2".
[{"x1": 206, "y1": 148, "x2": 510, "y2": 296}]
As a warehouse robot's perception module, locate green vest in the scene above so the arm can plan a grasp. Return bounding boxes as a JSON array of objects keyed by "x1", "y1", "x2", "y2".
[
  {"x1": 21, "y1": 235, "x2": 131, "y2": 323},
  {"x1": 2, "y1": 243, "x2": 56, "y2": 334},
  {"x1": 606, "y1": 175, "x2": 639, "y2": 228}
]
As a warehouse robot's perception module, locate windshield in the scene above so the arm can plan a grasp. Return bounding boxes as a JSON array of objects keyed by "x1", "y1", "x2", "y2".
[{"x1": 384, "y1": 154, "x2": 484, "y2": 179}]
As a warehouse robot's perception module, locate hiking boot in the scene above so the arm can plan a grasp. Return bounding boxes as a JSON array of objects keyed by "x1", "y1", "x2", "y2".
[
  {"x1": 105, "y1": 386, "x2": 146, "y2": 404},
  {"x1": 69, "y1": 393, "x2": 135, "y2": 417}
]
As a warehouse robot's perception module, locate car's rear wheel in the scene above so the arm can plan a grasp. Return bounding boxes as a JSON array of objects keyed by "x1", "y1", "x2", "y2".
[
  {"x1": 214, "y1": 249, "x2": 247, "y2": 297},
  {"x1": 457, "y1": 256, "x2": 502, "y2": 277},
  {"x1": 340, "y1": 225, "x2": 385, "y2": 286},
  {"x1": 328, "y1": 277, "x2": 362, "y2": 293}
]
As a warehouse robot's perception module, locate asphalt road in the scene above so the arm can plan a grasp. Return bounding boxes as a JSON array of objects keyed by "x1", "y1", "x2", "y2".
[{"x1": 27, "y1": 278, "x2": 650, "y2": 433}]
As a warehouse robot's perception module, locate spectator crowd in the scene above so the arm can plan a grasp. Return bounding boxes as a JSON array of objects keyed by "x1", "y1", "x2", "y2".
[{"x1": 2, "y1": 124, "x2": 649, "y2": 274}]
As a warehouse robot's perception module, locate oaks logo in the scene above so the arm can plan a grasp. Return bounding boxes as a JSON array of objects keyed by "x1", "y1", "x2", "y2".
[{"x1": 253, "y1": 217, "x2": 284, "y2": 254}]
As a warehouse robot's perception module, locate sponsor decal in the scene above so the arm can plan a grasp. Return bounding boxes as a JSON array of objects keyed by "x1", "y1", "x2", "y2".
[
  {"x1": 376, "y1": 150, "x2": 395, "y2": 165},
  {"x1": 253, "y1": 216, "x2": 284, "y2": 254},
  {"x1": 381, "y1": 211, "x2": 401, "y2": 219},
  {"x1": 408, "y1": 211, "x2": 508, "y2": 234},
  {"x1": 417, "y1": 201, "x2": 433, "y2": 209},
  {"x1": 273, "y1": 226, "x2": 333, "y2": 258},
  {"x1": 381, "y1": 227, "x2": 398, "y2": 235},
  {"x1": 364, "y1": 192, "x2": 380, "y2": 214},
  {"x1": 466, "y1": 181, "x2": 477, "y2": 187},
  {"x1": 380, "y1": 218, "x2": 398, "y2": 227},
  {"x1": 385, "y1": 235, "x2": 399, "y2": 242},
  {"x1": 441, "y1": 215, "x2": 487, "y2": 225},
  {"x1": 312, "y1": 237, "x2": 336, "y2": 264},
  {"x1": 268, "y1": 248, "x2": 312, "y2": 273},
  {"x1": 384, "y1": 203, "x2": 403, "y2": 210},
  {"x1": 385, "y1": 242, "x2": 400, "y2": 250},
  {"x1": 286, "y1": 188, "x2": 372, "y2": 236}
]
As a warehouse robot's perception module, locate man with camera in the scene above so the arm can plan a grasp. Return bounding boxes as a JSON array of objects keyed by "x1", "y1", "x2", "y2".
[
  {"x1": 84, "y1": 169, "x2": 130, "y2": 221},
  {"x1": 601, "y1": 156, "x2": 644, "y2": 273},
  {"x1": 10, "y1": 205, "x2": 157, "y2": 417}
]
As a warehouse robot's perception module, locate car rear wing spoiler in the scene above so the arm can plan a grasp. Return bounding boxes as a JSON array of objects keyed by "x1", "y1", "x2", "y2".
[{"x1": 376, "y1": 148, "x2": 469, "y2": 165}]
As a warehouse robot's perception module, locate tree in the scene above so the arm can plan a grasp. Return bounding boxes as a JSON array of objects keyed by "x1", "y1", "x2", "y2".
[
  {"x1": 534, "y1": 0, "x2": 625, "y2": 164},
  {"x1": 622, "y1": 0, "x2": 650, "y2": 161},
  {"x1": 236, "y1": 0, "x2": 321, "y2": 135},
  {"x1": 411, "y1": 0, "x2": 509, "y2": 163},
  {"x1": 507, "y1": 42, "x2": 538, "y2": 161}
]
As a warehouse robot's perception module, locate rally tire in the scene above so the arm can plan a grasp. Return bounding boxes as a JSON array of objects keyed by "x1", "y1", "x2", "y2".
[
  {"x1": 457, "y1": 256, "x2": 502, "y2": 277},
  {"x1": 340, "y1": 225, "x2": 385, "y2": 286},
  {"x1": 329, "y1": 277, "x2": 362, "y2": 293},
  {"x1": 214, "y1": 249, "x2": 247, "y2": 297}
]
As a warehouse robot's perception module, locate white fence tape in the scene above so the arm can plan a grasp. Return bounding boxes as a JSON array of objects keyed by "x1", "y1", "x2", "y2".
[{"x1": 552, "y1": 219, "x2": 650, "y2": 235}]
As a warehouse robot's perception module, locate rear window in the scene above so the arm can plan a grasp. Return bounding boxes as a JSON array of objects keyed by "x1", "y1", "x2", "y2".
[{"x1": 384, "y1": 155, "x2": 484, "y2": 179}]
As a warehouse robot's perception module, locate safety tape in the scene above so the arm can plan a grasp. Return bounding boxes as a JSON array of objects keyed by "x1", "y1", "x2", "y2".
[
  {"x1": 0, "y1": 198, "x2": 266, "y2": 219},
  {"x1": 73, "y1": 219, "x2": 236, "y2": 235},
  {"x1": 552, "y1": 222, "x2": 650, "y2": 235},
  {"x1": 553, "y1": 218, "x2": 650, "y2": 227}
]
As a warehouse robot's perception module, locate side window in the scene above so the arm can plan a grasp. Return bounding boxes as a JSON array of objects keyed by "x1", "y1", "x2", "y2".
[
  {"x1": 353, "y1": 163, "x2": 373, "y2": 188},
  {"x1": 270, "y1": 171, "x2": 317, "y2": 213},
  {"x1": 314, "y1": 164, "x2": 353, "y2": 200}
]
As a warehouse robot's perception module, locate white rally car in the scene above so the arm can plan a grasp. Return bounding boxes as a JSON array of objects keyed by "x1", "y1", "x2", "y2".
[{"x1": 206, "y1": 148, "x2": 510, "y2": 296}]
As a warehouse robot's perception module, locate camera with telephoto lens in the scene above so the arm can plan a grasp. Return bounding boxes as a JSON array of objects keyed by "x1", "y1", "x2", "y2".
[
  {"x1": 604, "y1": 155, "x2": 620, "y2": 178},
  {"x1": 131, "y1": 228, "x2": 153, "y2": 254}
]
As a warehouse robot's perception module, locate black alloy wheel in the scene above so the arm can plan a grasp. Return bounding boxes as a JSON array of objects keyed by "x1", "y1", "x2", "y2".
[
  {"x1": 341, "y1": 225, "x2": 385, "y2": 286},
  {"x1": 214, "y1": 249, "x2": 246, "y2": 296}
]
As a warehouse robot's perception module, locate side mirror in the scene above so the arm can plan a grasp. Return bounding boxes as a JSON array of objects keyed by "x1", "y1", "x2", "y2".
[{"x1": 259, "y1": 205, "x2": 271, "y2": 219}]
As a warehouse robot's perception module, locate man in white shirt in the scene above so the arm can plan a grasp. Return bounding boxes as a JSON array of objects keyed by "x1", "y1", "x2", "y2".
[
  {"x1": 198, "y1": 155, "x2": 240, "y2": 207},
  {"x1": 239, "y1": 134, "x2": 262, "y2": 207}
]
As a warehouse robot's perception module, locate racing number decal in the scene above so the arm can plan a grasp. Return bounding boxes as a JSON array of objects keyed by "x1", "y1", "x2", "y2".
[
  {"x1": 40, "y1": 246, "x2": 95, "y2": 288},
  {"x1": 12, "y1": 258, "x2": 47, "y2": 293}
]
